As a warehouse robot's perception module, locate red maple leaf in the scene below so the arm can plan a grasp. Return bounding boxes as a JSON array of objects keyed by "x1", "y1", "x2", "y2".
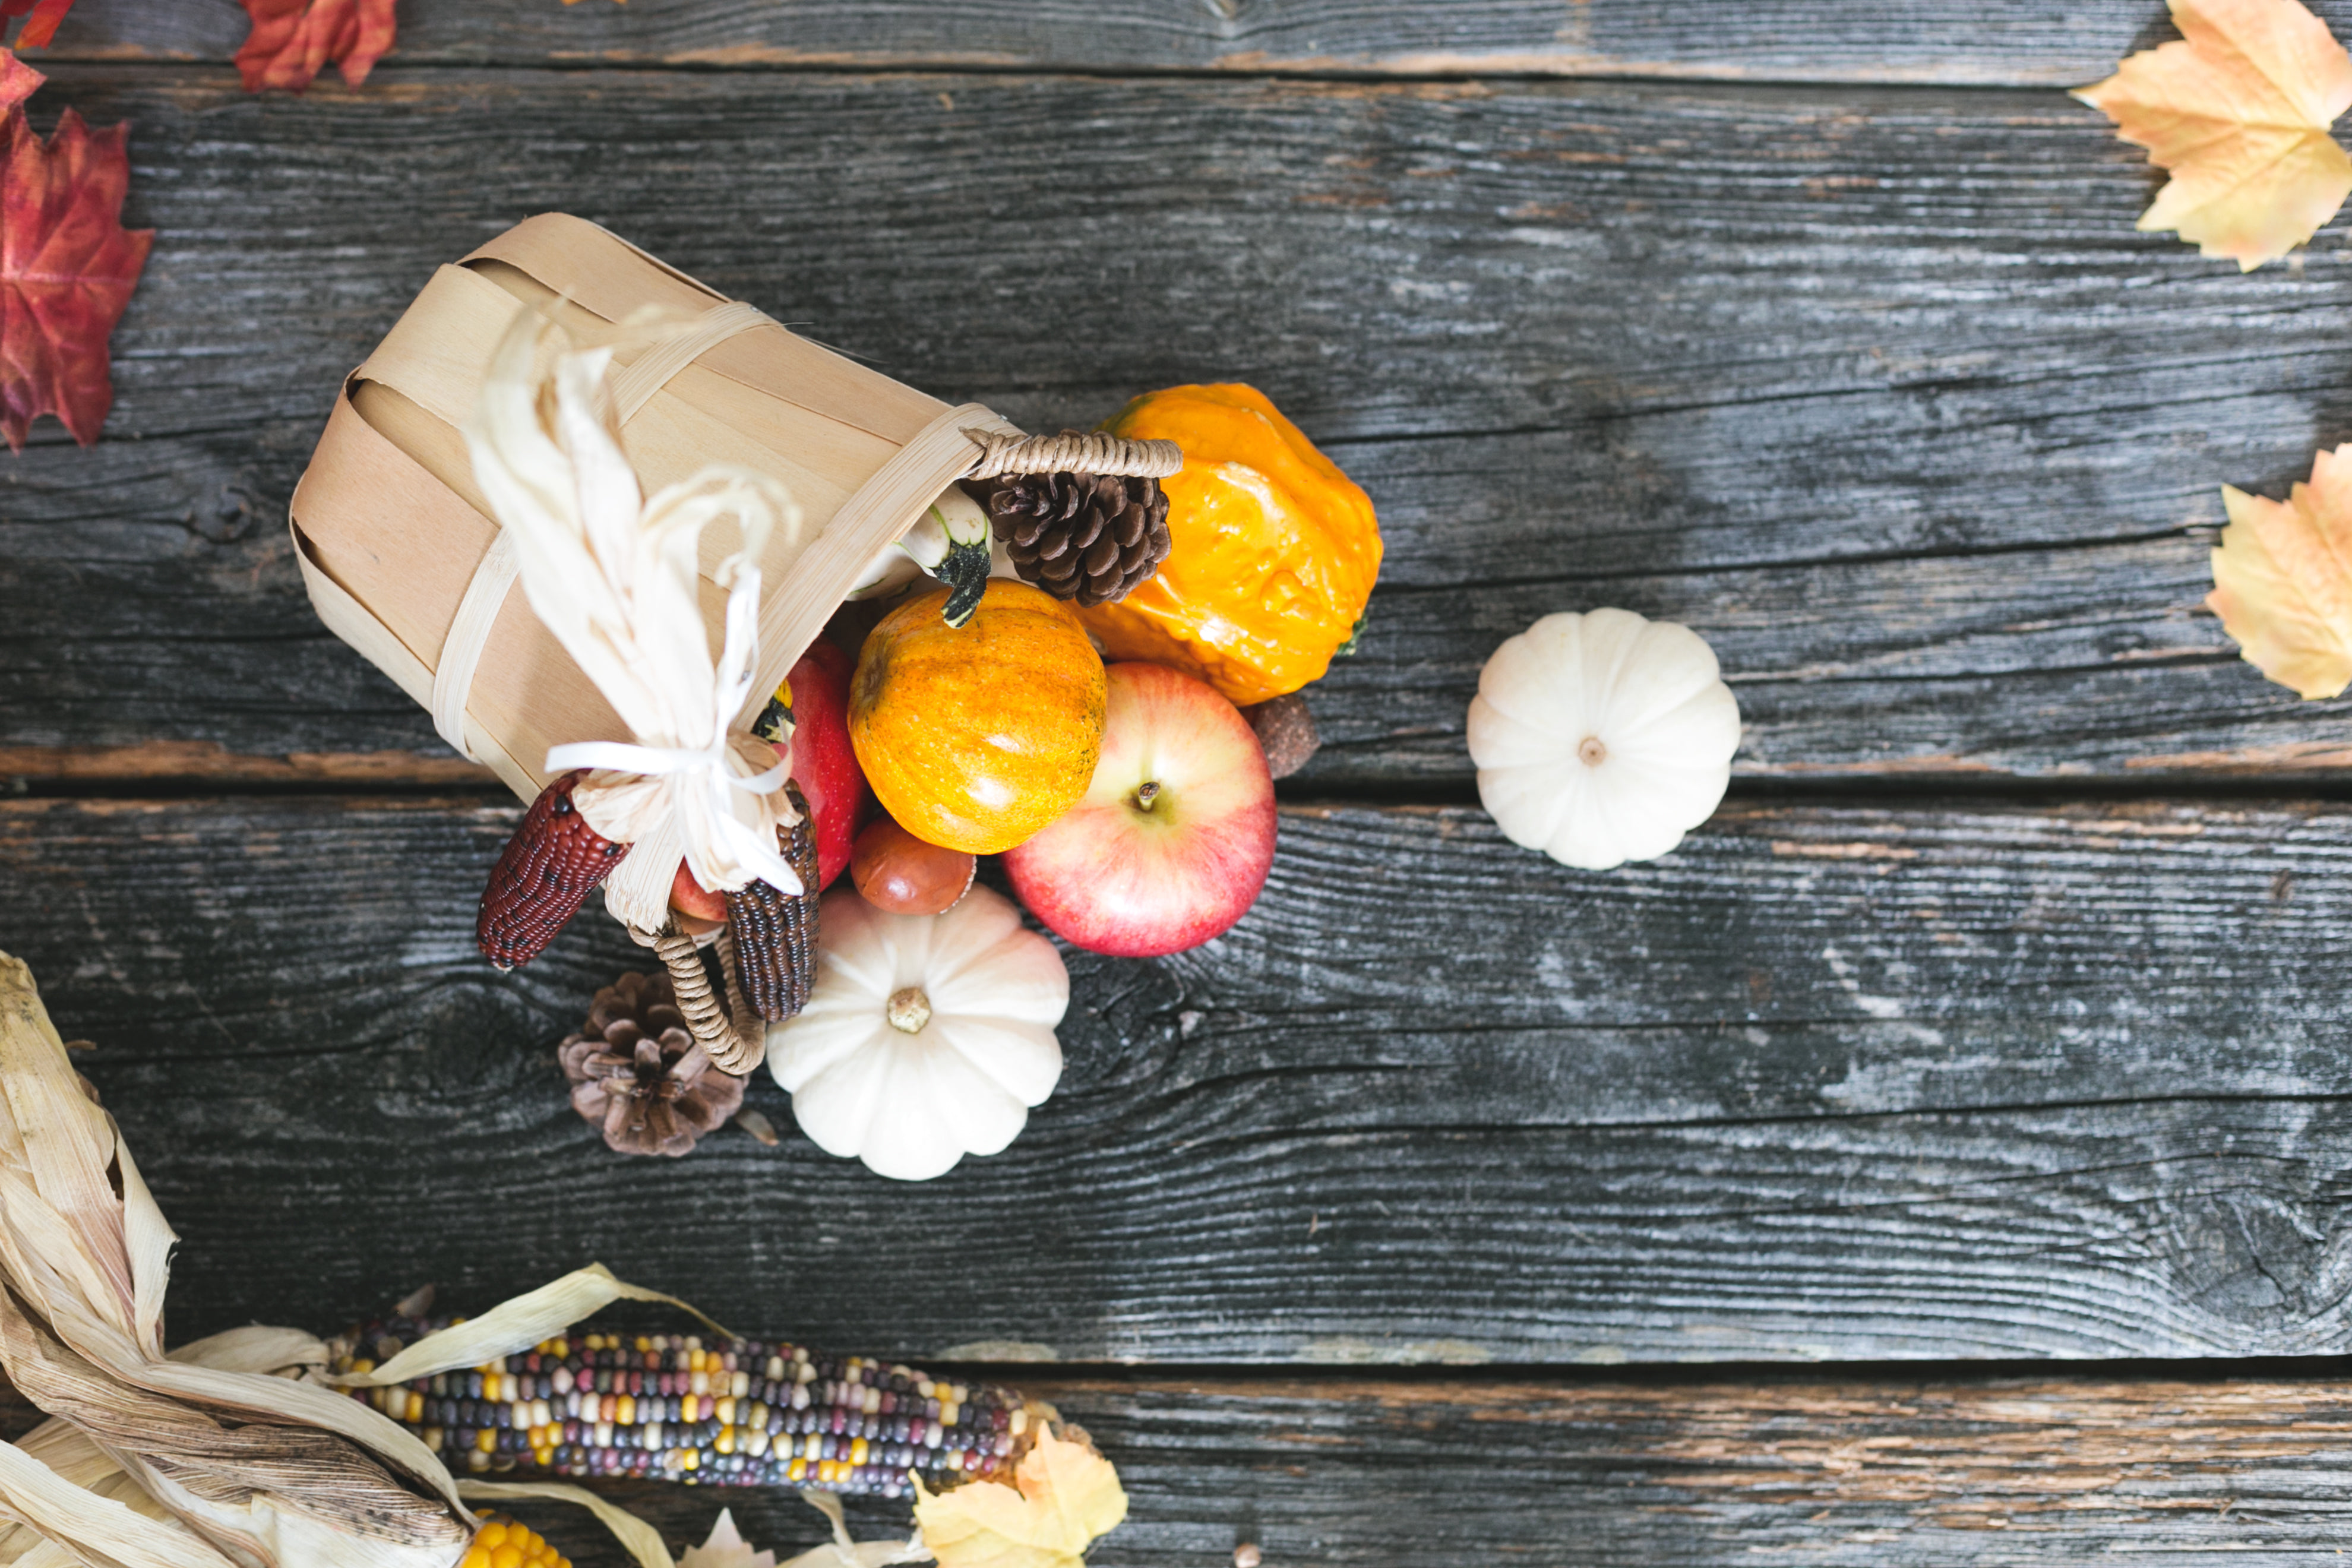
[
  {"x1": 235, "y1": 0, "x2": 396, "y2": 94},
  {"x1": 1, "y1": 49, "x2": 40, "y2": 113},
  {"x1": 2, "y1": 1, "x2": 77, "y2": 51},
  {"x1": 1, "y1": 107, "x2": 152, "y2": 450}
]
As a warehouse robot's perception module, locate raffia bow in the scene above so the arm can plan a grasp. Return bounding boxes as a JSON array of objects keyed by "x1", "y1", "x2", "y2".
[{"x1": 464, "y1": 309, "x2": 805, "y2": 935}]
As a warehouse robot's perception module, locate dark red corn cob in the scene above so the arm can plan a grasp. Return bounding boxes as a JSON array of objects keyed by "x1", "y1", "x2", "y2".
[
  {"x1": 725, "y1": 783, "x2": 820, "y2": 1021},
  {"x1": 478, "y1": 772, "x2": 628, "y2": 970},
  {"x1": 331, "y1": 1313, "x2": 1033, "y2": 1499}
]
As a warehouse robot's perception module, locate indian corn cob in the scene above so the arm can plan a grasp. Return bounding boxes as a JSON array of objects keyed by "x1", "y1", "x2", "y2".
[
  {"x1": 725, "y1": 781, "x2": 820, "y2": 1021},
  {"x1": 478, "y1": 772, "x2": 628, "y2": 970},
  {"x1": 330, "y1": 1316, "x2": 1029, "y2": 1500}
]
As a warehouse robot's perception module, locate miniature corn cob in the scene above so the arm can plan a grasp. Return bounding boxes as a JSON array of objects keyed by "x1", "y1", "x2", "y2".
[
  {"x1": 725, "y1": 782, "x2": 820, "y2": 1021},
  {"x1": 478, "y1": 772, "x2": 629, "y2": 970},
  {"x1": 463, "y1": 1518, "x2": 568, "y2": 1568},
  {"x1": 331, "y1": 1317, "x2": 1029, "y2": 1501}
]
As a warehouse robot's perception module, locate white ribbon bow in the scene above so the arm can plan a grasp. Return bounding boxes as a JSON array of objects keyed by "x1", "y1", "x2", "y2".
[{"x1": 465, "y1": 307, "x2": 807, "y2": 934}]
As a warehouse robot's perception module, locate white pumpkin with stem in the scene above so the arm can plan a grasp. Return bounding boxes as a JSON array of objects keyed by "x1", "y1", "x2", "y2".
[
  {"x1": 1467, "y1": 607, "x2": 1741, "y2": 871},
  {"x1": 768, "y1": 884, "x2": 1068, "y2": 1180}
]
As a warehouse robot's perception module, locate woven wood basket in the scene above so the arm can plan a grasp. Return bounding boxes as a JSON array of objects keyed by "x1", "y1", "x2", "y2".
[{"x1": 288, "y1": 213, "x2": 1163, "y2": 1073}]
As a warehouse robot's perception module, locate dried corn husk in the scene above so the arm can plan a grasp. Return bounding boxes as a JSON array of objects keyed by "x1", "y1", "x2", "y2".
[
  {"x1": 0, "y1": 951, "x2": 472, "y2": 1568},
  {"x1": 463, "y1": 309, "x2": 804, "y2": 932}
]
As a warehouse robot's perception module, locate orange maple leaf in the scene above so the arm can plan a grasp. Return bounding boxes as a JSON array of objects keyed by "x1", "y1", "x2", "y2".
[
  {"x1": 235, "y1": 0, "x2": 395, "y2": 93},
  {"x1": 2209, "y1": 447, "x2": 2352, "y2": 697},
  {"x1": 0, "y1": 106, "x2": 153, "y2": 450},
  {"x1": 2077, "y1": 0, "x2": 2352, "y2": 269}
]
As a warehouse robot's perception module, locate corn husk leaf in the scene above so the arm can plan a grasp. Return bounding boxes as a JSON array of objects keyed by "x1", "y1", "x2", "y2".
[
  {"x1": 457, "y1": 1483, "x2": 676, "y2": 1568},
  {"x1": 337, "y1": 1264, "x2": 728, "y2": 1389},
  {"x1": 2075, "y1": 0, "x2": 2352, "y2": 268},
  {"x1": 0, "y1": 952, "x2": 473, "y2": 1568},
  {"x1": 464, "y1": 308, "x2": 807, "y2": 929},
  {"x1": 911, "y1": 1423, "x2": 1127, "y2": 1568}
]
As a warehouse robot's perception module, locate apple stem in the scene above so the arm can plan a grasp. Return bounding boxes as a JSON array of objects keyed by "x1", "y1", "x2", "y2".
[
  {"x1": 1134, "y1": 780, "x2": 1162, "y2": 811},
  {"x1": 886, "y1": 987, "x2": 932, "y2": 1035}
]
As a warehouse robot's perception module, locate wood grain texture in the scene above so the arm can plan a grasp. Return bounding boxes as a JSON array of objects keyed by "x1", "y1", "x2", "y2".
[
  {"x1": 34, "y1": 0, "x2": 2351, "y2": 87},
  {"x1": 9, "y1": 69, "x2": 2352, "y2": 785},
  {"x1": 482, "y1": 1371, "x2": 2352, "y2": 1567},
  {"x1": 12, "y1": 793, "x2": 2352, "y2": 1365}
]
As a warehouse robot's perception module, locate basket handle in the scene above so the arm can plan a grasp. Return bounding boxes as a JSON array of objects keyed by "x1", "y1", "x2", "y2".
[
  {"x1": 650, "y1": 928, "x2": 764, "y2": 1074},
  {"x1": 963, "y1": 428, "x2": 1183, "y2": 481}
]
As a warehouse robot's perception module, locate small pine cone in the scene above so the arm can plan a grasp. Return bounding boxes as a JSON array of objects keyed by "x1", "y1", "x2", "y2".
[
  {"x1": 969, "y1": 461, "x2": 1172, "y2": 609},
  {"x1": 558, "y1": 970, "x2": 745, "y2": 1158},
  {"x1": 726, "y1": 783, "x2": 821, "y2": 1022},
  {"x1": 478, "y1": 772, "x2": 628, "y2": 971}
]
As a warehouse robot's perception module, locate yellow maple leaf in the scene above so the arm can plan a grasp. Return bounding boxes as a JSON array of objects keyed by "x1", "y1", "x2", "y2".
[
  {"x1": 2076, "y1": 0, "x2": 2352, "y2": 268},
  {"x1": 2209, "y1": 445, "x2": 2352, "y2": 697},
  {"x1": 912, "y1": 1422, "x2": 1128, "y2": 1568}
]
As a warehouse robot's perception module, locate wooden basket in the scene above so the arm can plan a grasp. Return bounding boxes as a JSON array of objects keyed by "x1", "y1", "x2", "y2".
[
  {"x1": 289, "y1": 214, "x2": 1169, "y2": 1074},
  {"x1": 289, "y1": 211, "x2": 1027, "y2": 805}
]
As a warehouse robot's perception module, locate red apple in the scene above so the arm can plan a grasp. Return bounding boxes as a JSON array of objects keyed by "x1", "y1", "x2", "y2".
[
  {"x1": 1003, "y1": 662, "x2": 1276, "y2": 957},
  {"x1": 669, "y1": 860, "x2": 728, "y2": 925},
  {"x1": 779, "y1": 640, "x2": 868, "y2": 890}
]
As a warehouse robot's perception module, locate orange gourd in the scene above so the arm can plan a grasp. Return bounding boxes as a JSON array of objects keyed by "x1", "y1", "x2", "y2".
[
  {"x1": 1082, "y1": 383, "x2": 1380, "y2": 705},
  {"x1": 850, "y1": 579, "x2": 1107, "y2": 855}
]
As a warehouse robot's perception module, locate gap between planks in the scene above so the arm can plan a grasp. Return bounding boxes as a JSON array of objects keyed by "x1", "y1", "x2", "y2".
[{"x1": 14, "y1": 748, "x2": 2352, "y2": 809}]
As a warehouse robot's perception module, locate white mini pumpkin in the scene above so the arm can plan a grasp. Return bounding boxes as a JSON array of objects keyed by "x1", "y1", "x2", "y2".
[
  {"x1": 767, "y1": 884, "x2": 1068, "y2": 1181},
  {"x1": 1467, "y1": 608, "x2": 1740, "y2": 871}
]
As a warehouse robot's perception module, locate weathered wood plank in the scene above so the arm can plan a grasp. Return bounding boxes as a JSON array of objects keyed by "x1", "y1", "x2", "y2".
[
  {"x1": 12, "y1": 793, "x2": 2352, "y2": 1364},
  {"x1": 497, "y1": 1371, "x2": 2352, "y2": 1567},
  {"x1": 9, "y1": 1357, "x2": 2347, "y2": 1564},
  {"x1": 39, "y1": 0, "x2": 2352, "y2": 88},
  {"x1": 7, "y1": 71, "x2": 2351, "y2": 784}
]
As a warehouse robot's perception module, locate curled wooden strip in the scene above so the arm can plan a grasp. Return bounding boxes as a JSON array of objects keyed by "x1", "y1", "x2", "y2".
[
  {"x1": 650, "y1": 929, "x2": 763, "y2": 1075},
  {"x1": 963, "y1": 428, "x2": 1183, "y2": 480}
]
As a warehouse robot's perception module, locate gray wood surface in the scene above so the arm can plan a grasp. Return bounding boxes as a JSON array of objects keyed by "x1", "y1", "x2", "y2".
[
  {"x1": 12, "y1": 68, "x2": 2352, "y2": 785},
  {"x1": 11, "y1": 8, "x2": 2352, "y2": 1560},
  {"x1": 529, "y1": 1370, "x2": 2352, "y2": 1567},
  {"x1": 37, "y1": 0, "x2": 2352, "y2": 88},
  {"x1": 14, "y1": 792, "x2": 2352, "y2": 1365}
]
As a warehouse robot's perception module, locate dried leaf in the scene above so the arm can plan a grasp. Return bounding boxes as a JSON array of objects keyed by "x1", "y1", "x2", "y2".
[
  {"x1": 912, "y1": 1423, "x2": 1128, "y2": 1568},
  {"x1": 0, "y1": 49, "x2": 40, "y2": 111},
  {"x1": 0, "y1": 105, "x2": 151, "y2": 450},
  {"x1": 681, "y1": 1509, "x2": 778, "y2": 1568},
  {"x1": 234, "y1": 0, "x2": 396, "y2": 93},
  {"x1": 2, "y1": 1, "x2": 77, "y2": 51},
  {"x1": 2209, "y1": 444, "x2": 2352, "y2": 695},
  {"x1": 2076, "y1": 0, "x2": 2352, "y2": 268}
]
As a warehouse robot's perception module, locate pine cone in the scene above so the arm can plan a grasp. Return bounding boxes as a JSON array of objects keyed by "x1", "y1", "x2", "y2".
[
  {"x1": 558, "y1": 971, "x2": 745, "y2": 1158},
  {"x1": 968, "y1": 461, "x2": 1172, "y2": 608}
]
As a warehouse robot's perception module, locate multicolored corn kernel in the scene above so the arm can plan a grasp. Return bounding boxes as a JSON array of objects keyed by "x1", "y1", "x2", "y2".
[
  {"x1": 461, "y1": 1518, "x2": 568, "y2": 1568},
  {"x1": 333, "y1": 1317, "x2": 1028, "y2": 1500},
  {"x1": 725, "y1": 785, "x2": 820, "y2": 1021},
  {"x1": 478, "y1": 772, "x2": 628, "y2": 970}
]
